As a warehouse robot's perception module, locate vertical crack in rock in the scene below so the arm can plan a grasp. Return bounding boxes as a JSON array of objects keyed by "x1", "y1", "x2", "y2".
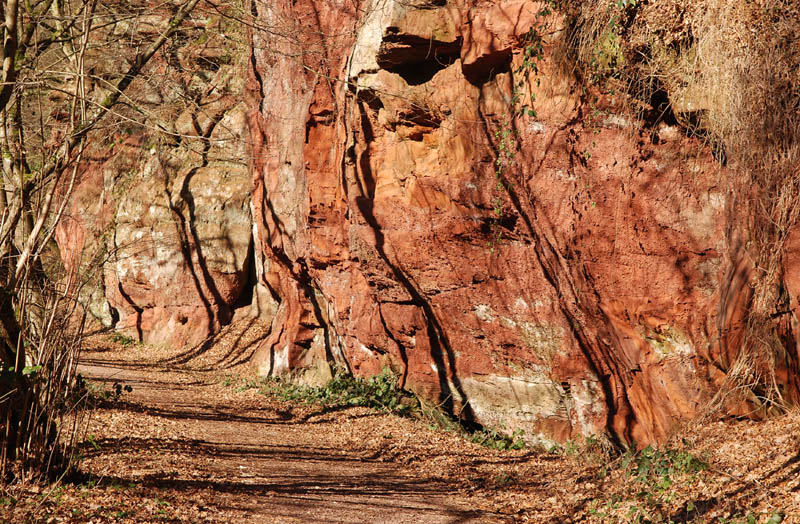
[
  {"x1": 476, "y1": 80, "x2": 638, "y2": 444},
  {"x1": 346, "y1": 92, "x2": 473, "y2": 418}
]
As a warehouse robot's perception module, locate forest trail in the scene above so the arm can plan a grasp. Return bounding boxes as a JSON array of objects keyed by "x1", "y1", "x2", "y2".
[
  {"x1": 5, "y1": 316, "x2": 796, "y2": 523},
  {"x1": 74, "y1": 318, "x2": 509, "y2": 523}
]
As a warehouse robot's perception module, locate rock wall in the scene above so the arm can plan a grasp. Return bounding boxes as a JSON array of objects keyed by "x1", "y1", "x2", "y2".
[
  {"x1": 246, "y1": 0, "x2": 800, "y2": 446},
  {"x1": 56, "y1": 7, "x2": 254, "y2": 348},
  {"x1": 53, "y1": 0, "x2": 800, "y2": 447}
]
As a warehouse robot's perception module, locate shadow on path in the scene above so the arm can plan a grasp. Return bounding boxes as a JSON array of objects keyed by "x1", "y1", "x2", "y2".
[{"x1": 77, "y1": 350, "x2": 507, "y2": 524}]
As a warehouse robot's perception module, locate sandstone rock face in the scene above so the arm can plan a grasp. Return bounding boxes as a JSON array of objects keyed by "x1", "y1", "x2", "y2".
[
  {"x1": 244, "y1": 0, "x2": 800, "y2": 447},
  {"x1": 56, "y1": 8, "x2": 254, "y2": 348},
  {"x1": 56, "y1": 0, "x2": 799, "y2": 447},
  {"x1": 104, "y1": 148, "x2": 252, "y2": 348}
]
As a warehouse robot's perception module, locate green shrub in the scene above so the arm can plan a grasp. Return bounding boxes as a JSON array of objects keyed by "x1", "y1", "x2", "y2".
[
  {"x1": 260, "y1": 368, "x2": 418, "y2": 416},
  {"x1": 590, "y1": 445, "x2": 709, "y2": 522},
  {"x1": 621, "y1": 445, "x2": 708, "y2": 488},
  {"x1": 108, "y1": 332, "x2": 136, "y2": 347},
  {"x1": 720, "y1": 512, "x2": 784, "y2": 524},
  {"x1": 259, "y1": 369, "x2": 533, "y2": 450},
  {"x1": 84, "y1": 379, "x2": 133, "y2": 403},
  {"x1": 470, "y1": 427, "x2": 526, "y2": 451}
]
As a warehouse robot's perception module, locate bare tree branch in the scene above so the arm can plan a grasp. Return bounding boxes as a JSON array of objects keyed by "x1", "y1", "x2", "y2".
[{"x1": 0, "y1": 0, "x2": 19, "y2": 113}]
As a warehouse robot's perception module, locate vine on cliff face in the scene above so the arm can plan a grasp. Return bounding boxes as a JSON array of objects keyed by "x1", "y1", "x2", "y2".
[{"x1": 487, "y1": 4, "x2": 554, "y2": 252}]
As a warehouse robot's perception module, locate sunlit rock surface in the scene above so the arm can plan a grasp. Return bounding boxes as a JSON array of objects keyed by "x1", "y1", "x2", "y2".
[{"x1": 243, "y1": 0, "x2": 790, "y2": 446}]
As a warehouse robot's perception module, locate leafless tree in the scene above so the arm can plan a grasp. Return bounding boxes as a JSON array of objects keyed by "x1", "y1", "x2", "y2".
[{"x1": 0, "y1": 0, "x2": 202, "y2": 481}]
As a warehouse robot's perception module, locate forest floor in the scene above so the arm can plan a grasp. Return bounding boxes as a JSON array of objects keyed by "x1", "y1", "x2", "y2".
[{"x1": 2, "y1": 316, "x2": 800, "y2": 523}]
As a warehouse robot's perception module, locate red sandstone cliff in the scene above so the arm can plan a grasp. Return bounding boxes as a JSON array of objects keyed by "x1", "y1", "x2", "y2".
[
  {"x1": 55, "y1": 6, "x2": 254, "y2": 348},
  {"x1": 53, "y1": 0, "x2": 800, "y2": 447},
  {"x1": 245, "y1": 0, "x2": 800, "y2": 446}
]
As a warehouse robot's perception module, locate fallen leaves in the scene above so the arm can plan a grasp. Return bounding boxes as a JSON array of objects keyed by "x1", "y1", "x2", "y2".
[{"x1": 1, "y1": 318, "x2": 799, "y2": 523}]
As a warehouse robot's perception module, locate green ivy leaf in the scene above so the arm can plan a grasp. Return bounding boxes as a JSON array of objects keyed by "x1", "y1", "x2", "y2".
[
  {"x1": 766, "y1": 512, "x2": 785, "y2": 524},
  {"x1": 22, "y1": 365, "x2": 42, "y2": 376}
]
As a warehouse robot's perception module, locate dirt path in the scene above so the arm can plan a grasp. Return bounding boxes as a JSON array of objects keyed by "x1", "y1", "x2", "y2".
[
  {"x1": 76, "y1": 357, "x2": 498, "y2": 524},
  {"x1": 7, "y1": 318, "x2": 798, "y2": 523},
  {"x1": 63, "y1": 319, "x2": 534, "y2": 524}
]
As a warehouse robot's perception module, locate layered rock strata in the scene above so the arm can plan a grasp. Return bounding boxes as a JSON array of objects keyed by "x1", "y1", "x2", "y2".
[{"x1": 245, "y1": 0, "x2": 800, "y2": 446}]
